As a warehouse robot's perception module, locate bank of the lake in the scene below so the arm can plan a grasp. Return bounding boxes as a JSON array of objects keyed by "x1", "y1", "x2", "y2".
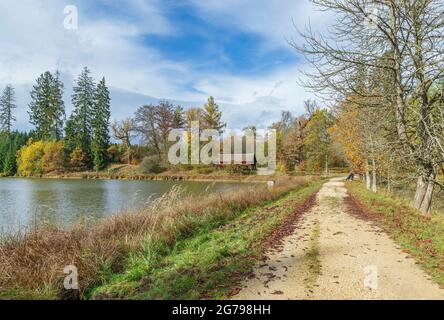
[
  {"x1": 0, "y1": 176, "x2": 321, "y2": 300},
  {"x1": 0, "y1": 178, "x2": 251, "y2": 234}
]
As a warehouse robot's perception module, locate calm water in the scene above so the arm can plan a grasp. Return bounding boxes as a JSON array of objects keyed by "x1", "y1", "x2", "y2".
[{"x1": 0, "y1": 178, "x2": 249, "y2": 234}]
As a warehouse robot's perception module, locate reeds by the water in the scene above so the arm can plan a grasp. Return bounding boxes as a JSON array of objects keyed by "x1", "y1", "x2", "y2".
[{"x1": 0, "y1": 177, "x2": 311, "y2": 299}]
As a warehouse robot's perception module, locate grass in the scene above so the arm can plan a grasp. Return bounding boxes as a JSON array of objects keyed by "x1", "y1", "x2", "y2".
[
  {"x1": 304, "y1": 221, "x2": 321, "y2": 290},
  {"x1": 0, "y1": 176, "x2": 321, "y2": 300},
  {"x1": 346, "y1": 181, "x2": 444, "y2": 287},
  {"x1": 89, "y1": 180, "x2": 322, "y2": 300}
]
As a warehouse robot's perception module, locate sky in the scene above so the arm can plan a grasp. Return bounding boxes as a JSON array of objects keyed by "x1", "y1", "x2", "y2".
[{"x1": 0, "y1": 0, "x2": 332, "y2": 130}]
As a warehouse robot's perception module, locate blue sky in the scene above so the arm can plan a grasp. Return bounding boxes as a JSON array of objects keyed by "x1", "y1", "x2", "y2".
[{"x1": 0, "y1": 0, "x2": 331, "y2": 129}]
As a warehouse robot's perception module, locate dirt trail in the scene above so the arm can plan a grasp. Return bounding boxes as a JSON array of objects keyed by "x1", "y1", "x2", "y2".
[{"x1": 234, "y1": 178, "x2": 444, "y2": 300}]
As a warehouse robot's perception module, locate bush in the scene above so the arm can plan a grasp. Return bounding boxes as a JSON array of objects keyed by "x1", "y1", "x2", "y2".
[
  {"x1": 42, "y1": 141, "x2": 64, "y2": 173},
  {"x1": 139, "y1": 156, "x2": 166, "y2": 174},
  {"x1": 17, "y1": 140, "x2": 45, "y2": 176},
  {"x1": 69, "y1": 147, "x2": 89, "y2": 172}
]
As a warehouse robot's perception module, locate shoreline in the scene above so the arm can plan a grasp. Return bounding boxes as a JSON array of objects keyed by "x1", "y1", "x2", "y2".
[{"x1": 1, "y1": 172, "x2": 310, "y2": 184}]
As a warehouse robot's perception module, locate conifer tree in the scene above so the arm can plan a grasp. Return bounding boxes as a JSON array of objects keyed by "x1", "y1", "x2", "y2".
[
  {"x1": 28, "y1": 71, "x2": 65, "y2": 140},
  {"x1": 91, "y1": 77, "x2": 111, "y2": 171},
  {"x1": 70, "y1": 67, "x2": 96, "y2": 167},
  {"x1": 201, "y1": 96, "x2": 225, "y2": 132},
  {"x1": 0, "y1": 85, "x2": 17, "y2": 135}
]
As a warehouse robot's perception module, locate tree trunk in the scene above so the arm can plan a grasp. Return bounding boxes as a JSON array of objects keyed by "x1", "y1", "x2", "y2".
[
  {"x1": 413, "y1": 173, "x2": 435, "y2": 214},
  {"x1": 325, "y1": 155, "x2": 329, "y2": 177},
  {"x1": 365, "y1": 163, "x2": 371, "y2": 190},
  {"x1": 371, "y1": 158, "x2": 377, "y2": 193},
  {"x1": 387, "y1": 171, "x2": 391, "y2": 193}
]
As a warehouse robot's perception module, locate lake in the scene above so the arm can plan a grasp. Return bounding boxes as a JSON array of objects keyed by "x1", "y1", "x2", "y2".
[{"x1": 0, "y1": 178, "x2": 250, "y2": 234}]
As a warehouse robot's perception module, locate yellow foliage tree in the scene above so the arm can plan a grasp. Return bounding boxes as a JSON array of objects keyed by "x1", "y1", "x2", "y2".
[
  {"x1": 329, "y1": 100, "x2": 367, "y2": 174},
  {"x1": 42, "y1": 141, "x2": 64, "y2": 173},
  {"x1": 17, "y1": 140, "x2": 45, "y2": 176},
  {"x1": 69, "y1": 147, "x2": 88, "y2": 171}
]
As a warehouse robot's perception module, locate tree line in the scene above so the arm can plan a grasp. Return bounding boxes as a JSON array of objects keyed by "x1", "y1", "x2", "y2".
[
  {"x1": 0, "y1": 67, "x2": 111, "y2": 175},
  {"x1": 294, "y1": 0, "x2": 444, "y2": 213}
]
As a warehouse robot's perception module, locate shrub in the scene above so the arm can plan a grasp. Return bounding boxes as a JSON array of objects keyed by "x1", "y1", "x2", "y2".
[
  {"x1": 42, "y1": 141, "x2": 64, "y2": 173},
  {"x1": 139, "y1": 156, "x2": 166, "y2": 174},
  {"x1": 17, "y1": 140, "x2": 45, "y2": 176},
  {"x1": 69, "y1": 147, "x2": 89, "y2": 172}
]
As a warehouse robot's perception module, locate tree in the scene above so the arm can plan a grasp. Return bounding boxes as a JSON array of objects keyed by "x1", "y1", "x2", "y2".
[
  {"x1": 201, "y1": 97, "x2": 226, "y2": 132},
  {"x1": 0, "y1": 131, "x2": 29, "y2": 176},
  {"x1": 135, "y1": 105, "x2": 162, "y2": 159},
  {"x1": 173, "y1": 105, "x2": 185, "y2": 129},
  {"x1": 111, "y1": 119, "x2": 136, "y2": 165},
  {"x1": 69, "y1": 147, "x2": 89, "y2": 172},
  {"x1": 91, "y1": 78, "x2": 111, "y2": 171},
  {"x1": 70, "y1": 67, "x2": 96, "y2": 167},
  {"x1": 17, "y1": 140, "x2": 45, "y2": 176},
  {"x1": 304, "y1": 109, "x2": 334, "y2": 174},
  {"x1": 42, "y1": 141, "x2": 64, "y2": 173},
  {"x1": 294, "y1": 0, "x2": 444, "y2": 213},
  {"x1": 154, "y1": 101, "x2": 175, "y2": 159},
  {"x1": 28, "y1": 71, "x2": 65, "y2": 140},
  {"x1": 185, "y1": 107, "x2": 202, "y2": 127},
  {"x1": 0, "y1": 85, "x2": 17, "y2": 135}
]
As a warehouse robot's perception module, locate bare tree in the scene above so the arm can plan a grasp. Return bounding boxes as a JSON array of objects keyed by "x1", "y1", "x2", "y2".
[
  {"x1": 111, "y1": 118, "x2": 136, "y2": 165},
  {"x1": 293, "y1": 0, "x2": 444, "y2": 213}
]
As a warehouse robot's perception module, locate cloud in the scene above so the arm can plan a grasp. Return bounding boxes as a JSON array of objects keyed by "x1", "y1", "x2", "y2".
[{"x1": 0, "y1": 0, "x2": 327, "y2": 131}]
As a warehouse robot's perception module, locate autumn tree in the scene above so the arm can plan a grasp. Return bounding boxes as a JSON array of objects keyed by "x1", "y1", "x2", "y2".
[
  {"x1": 112, "y1": 119, "x2": 136, "y2": 165},
  {"x1": 294, "y1": 0, "x2": 444, "y2": 213}
]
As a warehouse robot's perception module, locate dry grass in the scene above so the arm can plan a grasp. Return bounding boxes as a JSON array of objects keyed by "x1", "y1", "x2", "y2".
[{"x1": 0, "y1": 176, "x2": 312, "y2": 300}]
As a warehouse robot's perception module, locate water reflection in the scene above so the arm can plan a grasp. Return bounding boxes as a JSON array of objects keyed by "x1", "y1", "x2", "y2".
[{"x1": 0, "y1": 178, "x2": 249, "y2": 234}]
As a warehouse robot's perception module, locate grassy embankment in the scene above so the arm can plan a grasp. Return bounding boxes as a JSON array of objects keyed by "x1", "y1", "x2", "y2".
[
  {"x1": 346, "y1": 181, "x2": 444, "y2": 287},
  {"x1": 0, "y1": 176, "x2": 322, "y2": 300}
]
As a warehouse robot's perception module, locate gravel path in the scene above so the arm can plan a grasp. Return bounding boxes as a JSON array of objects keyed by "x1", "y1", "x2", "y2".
[{"x1": 234, "y1": 178, "x2": 444, "y2": 300}]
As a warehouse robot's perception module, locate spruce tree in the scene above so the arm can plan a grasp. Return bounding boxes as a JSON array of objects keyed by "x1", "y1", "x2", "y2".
[
  {"x1": 173, "y1": 106, "x2": 185, "y2": 128},
  {"x1": 28, "y1": 71, "x2": 65, "y2": 140},
  {"x1": 71, "y1": 67, "x2": 95, "y2": 167},
  {"x1": 0, "y1": 85, "x2": 17, "y2": 135},
  {"x1": 91, "y1": 77, "x2": 111, "y2": 171},
  {"x1": 202, "y1": 96, "x2": 225, "y2": 132}
]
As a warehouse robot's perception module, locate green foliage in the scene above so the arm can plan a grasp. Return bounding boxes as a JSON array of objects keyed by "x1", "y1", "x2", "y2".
[
  {"x1": 304, "y1": 109, "x2": 335, "y2": 172},
  {"x1": 91, "y1": 78, "x2": 111, "y2": 171},
  {"x1": 0, "y1": 84, "x2": 17, "y2": 134},
  {"x1": 28, "y1": 71, "x2": 65, "y2": 140},
  {"x1": 0, "y1": 131, "x2": 29, "y2": 176},
  {"x1": 69, "y1": 67, "x2": 96, "y2": 168},
  {"x1": 139, "y1": 156, "x2": 166, "y2": 174},
  {"x1": 89, "y1": 180, "x2": 321, "y2": 300},
  {"x1": 201, "y1": 96, "x2": 226, "y2": 132}
]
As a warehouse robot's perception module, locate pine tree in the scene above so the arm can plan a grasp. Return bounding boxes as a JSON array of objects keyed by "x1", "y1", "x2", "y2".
[
  {"x1": 0, "y1": 85, "x2": 17, "y2": 135},
  {"x1": 91, "y1": 77, "x2": 111, "y2": 171},
  {"x1": 28, "y1": 71, "x2": 65, "y2": 140},
  {"x1": 173, "y1": 106, "x2": 185, "y2": 128},
  {"x1": 202, "y1": 96, "x2": 225, "y2": 132},
  {"x1": 70, "y1": 67, "x2": 96, "y2": 167},
  {"x1": 51, "y1": 71, "x2": 66, "y2": 140}
]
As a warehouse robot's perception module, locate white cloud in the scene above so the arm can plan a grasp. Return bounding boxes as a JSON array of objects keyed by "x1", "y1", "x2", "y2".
[
  {"x1": 186, "y1": 0, "x2": 331, "y2": 50},
  {"x1": 0, "y1": 0, "x2": 329, "y2": 130}
]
